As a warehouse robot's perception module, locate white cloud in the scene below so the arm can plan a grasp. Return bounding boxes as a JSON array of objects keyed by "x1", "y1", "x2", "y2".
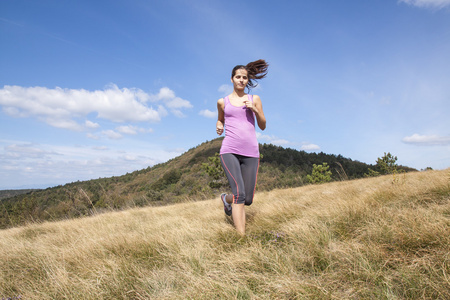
[
  {"x1": 87, "y1": 125, "x2": 152, "y2": 140},
  {"x1": 116, "y1": 125, "x2": 138, "y2": 135},
  {"x1": 157, "y1": 105, "x2": 169, "y2": 118},
  {"x1": 402, "y1": 134, "x2": 450, "y2": 146},
  {"x1": 255, "y1": 133, "x2": 320, "y2": 151},
  {"x1": 170, "y1": 110, "x2": 186, "y2": 118},
  {"x1": 87, "y1": 133, "x2": 100, "y2": 140},
  {"x1": 166, "y1": 97, "x2": 193, "y2": 109},
  {"x1": 300, "y1": 143, "x2": 321, "y2": 151},
  {"x1": 102, "y1": 130, "x2": 123, "y2": 140},
  {"x1": 2, "y1": 143, "x2": 57, "y2": 159},
  {"x1": 153, "y1": 87, "x2": 176, "y2": 101},
  {"x1": 45, "y1": 118, "x2": 84, "y2": 131},
  {"x1": 92, "y1": 146, "x2": 108, "y2": 151},
  {"x1": 218, "y1": 84, "x2": 233, "y2": 96},
  {"x1": 0, "y1": 84, "x2": 193, "y2": 129},
  {"x1": 116, "y1": 125, "x2": 153, "y2": 135},
  {"x1": 199, "y1": 109, "x2": 216, "y2": 118},
  {"x1": 399, "y1": 0, "x2": 450, "y2": 9},
  {"x1": 256, "y1": 132, "x2": 290, "y2": 146},
  {"x1": 85, "y1": 120, "x2": 100, "y2": 129},
  {"x1": 148, "y1": 87, "x2": 193, "y2": 117}
]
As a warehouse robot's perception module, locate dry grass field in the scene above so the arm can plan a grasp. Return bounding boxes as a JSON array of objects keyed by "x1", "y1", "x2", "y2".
[{"x1": 1, "y1": 169, "x2": 449, "y2": 299}]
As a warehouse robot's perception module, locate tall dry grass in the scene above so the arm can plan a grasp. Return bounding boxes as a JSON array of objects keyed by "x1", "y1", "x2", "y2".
[{"x1": 1, "y1": 169, "x2": 449, "y2": 299}]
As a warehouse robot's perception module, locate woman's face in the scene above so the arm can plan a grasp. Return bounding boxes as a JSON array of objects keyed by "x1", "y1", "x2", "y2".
[{"x1": 231, "y1": 68, "x2": 249, "y2": 91}]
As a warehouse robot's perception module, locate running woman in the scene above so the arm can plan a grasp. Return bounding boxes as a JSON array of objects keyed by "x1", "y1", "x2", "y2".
[{"x1": 216, "y1": 59, "x2": 268, "y2": 235}]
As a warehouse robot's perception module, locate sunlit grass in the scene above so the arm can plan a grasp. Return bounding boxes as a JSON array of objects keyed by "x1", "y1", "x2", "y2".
[{"x1": 1, "y1": 169, "x2": 449, "y2": 299}]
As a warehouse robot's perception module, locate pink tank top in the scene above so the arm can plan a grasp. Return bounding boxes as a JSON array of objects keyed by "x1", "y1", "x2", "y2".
[{"x1": 220, "y1": 95, "x2": 259, "y2": 158}]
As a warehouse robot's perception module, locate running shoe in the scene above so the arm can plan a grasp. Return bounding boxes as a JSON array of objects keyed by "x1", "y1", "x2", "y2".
[{"x1": 221, "y1": 193, "x2": 232, "y2": 216}]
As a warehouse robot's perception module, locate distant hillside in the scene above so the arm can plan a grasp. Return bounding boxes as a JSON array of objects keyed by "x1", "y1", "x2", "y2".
[
  {"x1": 0, "y1": 189, "x2": 40, "y2": 200},
  {"x1": 0, "y1": 138, "x2": 415, "y2": 229}
]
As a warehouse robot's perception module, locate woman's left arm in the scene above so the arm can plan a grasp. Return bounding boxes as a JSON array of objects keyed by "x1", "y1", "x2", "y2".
[{"x1": 245, "y1": 95, "x2": 266, "y2": 130}]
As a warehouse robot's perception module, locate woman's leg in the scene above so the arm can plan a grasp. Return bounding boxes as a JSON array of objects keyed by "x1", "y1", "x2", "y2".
[
  {"x1": 220, "y1": 154, "x2": 246, "y2": 204},
  {"x1": 220, "y1": 154, "x2": 246, "y2": 234},
  {"x1": 234, "y1": 157, "x2": 258, "y2": 235},
  {"x1": 240, "y1": 156, "x2": 260, "y2": 206},
  {"x1": 232, "y1": 203, "x2": 245, "y2": 235}
]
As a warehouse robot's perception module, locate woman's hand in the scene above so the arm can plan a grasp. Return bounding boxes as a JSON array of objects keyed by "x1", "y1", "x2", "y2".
[
  {"x1": 216, "y1": 121, "x2": 224, "y2": 135},
  {"x1": 244, "y1": 100, "x2": 258, "y2": 114}
]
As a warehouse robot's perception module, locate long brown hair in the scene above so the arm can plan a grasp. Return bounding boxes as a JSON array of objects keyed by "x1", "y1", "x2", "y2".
[{"x1": 231, "y1": 59, "x2": 269, "y2": 90}]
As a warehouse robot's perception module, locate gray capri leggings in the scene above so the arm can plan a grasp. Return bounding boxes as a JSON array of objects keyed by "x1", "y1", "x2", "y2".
[{"x1": 220, "y1": 153, "x2": 260, "y2": 206}]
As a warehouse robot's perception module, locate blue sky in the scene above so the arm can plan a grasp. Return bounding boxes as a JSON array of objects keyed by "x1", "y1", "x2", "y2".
[{"x1": 1, "y1": 0, "x2": 449, "y2": 189}]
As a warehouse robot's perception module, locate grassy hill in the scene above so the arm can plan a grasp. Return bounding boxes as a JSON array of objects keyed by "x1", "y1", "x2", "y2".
[
  {"x1": 0, "y1": 138, "x2": 415, "y2": 229},
  {"x1": 0, "y1": 169, "x2": 448, "y2": 299}
]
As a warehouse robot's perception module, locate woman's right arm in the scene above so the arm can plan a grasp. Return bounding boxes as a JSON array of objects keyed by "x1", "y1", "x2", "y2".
[{"x1": 216, "y1": 98, "x2": 225, "y2": 135}]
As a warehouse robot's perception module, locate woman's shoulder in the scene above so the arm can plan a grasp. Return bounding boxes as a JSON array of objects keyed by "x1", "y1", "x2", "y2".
[
  {"x1": 217, "y1": 97, "x2": 225, "y2": 110},
  {"x1": 218, "y1": 95, "x2": 232, "y2": 104},
  {"x1": 251, "y1": 94, "x2": 261, "y2": 102}
]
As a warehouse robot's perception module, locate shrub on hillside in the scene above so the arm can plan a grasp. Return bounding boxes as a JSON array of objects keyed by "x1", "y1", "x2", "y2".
[{"x1": 307, "y1": 163, "x2": 332, "y2": 184}]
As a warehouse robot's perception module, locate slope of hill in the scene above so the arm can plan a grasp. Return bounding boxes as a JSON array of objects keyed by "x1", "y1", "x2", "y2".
[
  {"x1": 0, "y1": 169, "x2": 448, "y2": 299},
  {"x1": 0, "y1": 189, "x2": 40, "y2": 200},
  {"x1": 0, "y1": 138, "x2": 415, "y2": 229}
]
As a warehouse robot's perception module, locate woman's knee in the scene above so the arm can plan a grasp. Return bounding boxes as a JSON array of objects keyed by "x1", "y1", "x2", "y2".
[
  {"x1": 234, "y1": 191, "x2": 246, "y2": 204},
  {"x1": 244, "y1": 196, "x2": 254, "y2": 206}
]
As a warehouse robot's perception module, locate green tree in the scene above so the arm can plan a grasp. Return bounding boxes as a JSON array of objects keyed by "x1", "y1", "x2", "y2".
[
  {"x1": 202, "y1": 153, "x2": 225, "y2": 188},
  {"x1": 162, "y1": 169, "x2": 182, "y2": 185},
  {"x1": 376, "y1": 152, "x2": 398, "y2": 175},
  {"x1": 307, "y1": 163, "x2": 332, "y2": 184},
  {"x1": 364, "y1": 168, "x2": 380, "y2": 177}
]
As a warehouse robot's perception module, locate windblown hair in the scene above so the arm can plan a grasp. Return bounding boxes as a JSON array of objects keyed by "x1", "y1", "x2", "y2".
[{"x1": 231, "y1": 59, "x2": 269, "y2": 90}]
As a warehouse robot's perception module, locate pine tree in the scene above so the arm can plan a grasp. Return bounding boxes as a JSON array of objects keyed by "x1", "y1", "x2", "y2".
[{"x1": 307, "y1": 163, "x2": 332, "y2": 184}]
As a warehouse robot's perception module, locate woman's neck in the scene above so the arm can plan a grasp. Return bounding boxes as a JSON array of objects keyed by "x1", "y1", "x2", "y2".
[{"x1": 231, "y1": 89, "x2": 246, "y2": 98}]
